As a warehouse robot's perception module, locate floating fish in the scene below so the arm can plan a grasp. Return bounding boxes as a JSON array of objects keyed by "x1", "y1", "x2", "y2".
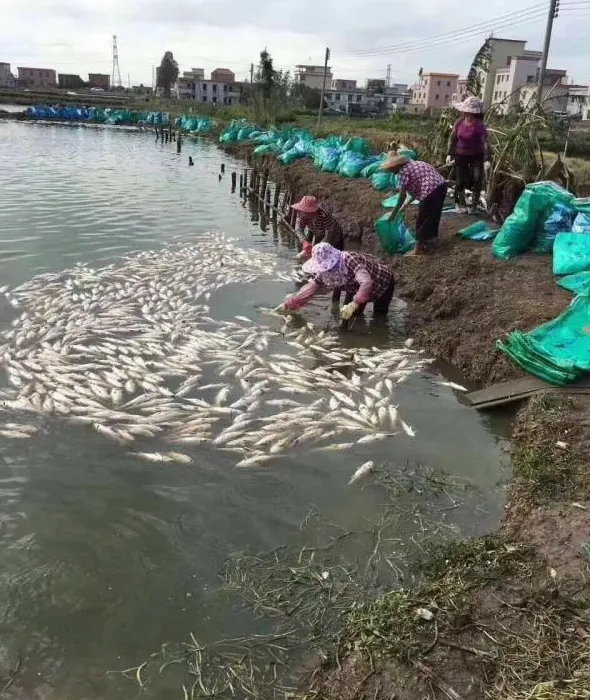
[{"x1": 348, "y1": 460, "x2": 375, "y2": 485}]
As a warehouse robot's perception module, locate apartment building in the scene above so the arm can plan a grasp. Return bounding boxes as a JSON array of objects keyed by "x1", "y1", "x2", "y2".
[
  {"x1": 566, "y1": 85, "x2": 589, "y2": 117},
  {"x1": 410, "y1": 72, "x2": 459, "y2": 111},
  {"x1": 324, "y1": 79, "x2": 410, "y2": 114},
  {"x1": 177, "y1": 68, "x2": 241, "y2": 105},
  {"x1": 17, "y1": 66, "x2": 56, "y2": 89},
  {"x1": 296, "y1": 64, "x2": 333, "y2": 91}
]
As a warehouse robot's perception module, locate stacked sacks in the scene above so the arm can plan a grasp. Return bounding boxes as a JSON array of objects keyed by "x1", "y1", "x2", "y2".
[{"x1": 492, "y1": 181, "x2": 576, "y2": 260}]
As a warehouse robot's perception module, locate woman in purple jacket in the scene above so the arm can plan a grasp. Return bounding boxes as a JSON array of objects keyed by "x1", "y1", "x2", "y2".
[{"x1": 447, "y1": 96, "x2": 491, "y2": 214}]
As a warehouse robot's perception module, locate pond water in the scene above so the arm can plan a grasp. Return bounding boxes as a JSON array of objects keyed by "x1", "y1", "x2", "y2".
[{"x1": 0, "y1": 121, "x2": 509, "y2": 698}]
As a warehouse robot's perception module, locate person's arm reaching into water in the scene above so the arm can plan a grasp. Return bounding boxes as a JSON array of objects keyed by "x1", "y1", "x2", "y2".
[{"x1": 281, "y1": 280, "x2": 321, "y2": 311}]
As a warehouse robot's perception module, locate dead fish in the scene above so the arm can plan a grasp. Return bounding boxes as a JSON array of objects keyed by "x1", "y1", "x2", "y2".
[
  {"x1": 348, "y1": 460, "x2": 375, "y2": 485},
  {"x1": 400, "y1": 420, "x2": 416, "y2": 437},
  {"x1": 437, "y1": 380, "x2": 467, "y2": 392}
]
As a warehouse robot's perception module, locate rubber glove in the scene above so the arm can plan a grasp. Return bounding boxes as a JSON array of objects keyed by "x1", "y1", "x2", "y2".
[
  {"x1": 302, "y1": 240, "x2": 312, "y2": 257},
  {"x1": 445, "y1": 155, "x2": 453, "y2": 165},
  {"x1": 340, "y1": 301, "x2": 359, "y2": 321}
]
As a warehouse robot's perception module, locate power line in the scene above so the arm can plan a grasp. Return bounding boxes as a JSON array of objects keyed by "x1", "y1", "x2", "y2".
[{"x1": 341, "y1": 2, "x2": 547, "y2": 56}]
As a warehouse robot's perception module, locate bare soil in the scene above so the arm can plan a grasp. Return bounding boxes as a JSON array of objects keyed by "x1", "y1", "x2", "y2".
[{"x1": 224, "y1": 144, "x2": 590, "y2": 700}]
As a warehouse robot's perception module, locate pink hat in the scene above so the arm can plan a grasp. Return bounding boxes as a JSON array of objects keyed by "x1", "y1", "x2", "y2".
[
  {"x1": 291, "y1": 195, "x2": 319, "y2": 214},
  {"x1": 457, "y1": 96, "x2": 484, "y2": 114},
  {"x1": 302, "y1": 242, "x2": 342, "y2": 275}
]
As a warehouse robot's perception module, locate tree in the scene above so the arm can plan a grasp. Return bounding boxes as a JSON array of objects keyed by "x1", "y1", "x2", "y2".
[
  {"x1": 157, "y1": 51, "x2": 179, "y2": 99},
  {"x1": 466, "y1": 38, "x2": 493, "y2": 99},
  {"x1": 293, "y1": 84, "x2": 322, "y2": 110},
  {"x1": 252, "y1": 49, "x2": 294, "y2": 123}
]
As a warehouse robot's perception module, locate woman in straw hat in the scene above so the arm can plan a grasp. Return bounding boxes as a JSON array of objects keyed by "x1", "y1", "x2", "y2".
[
  {"x1": 291, "y1": 195, "x2": 344, "y2": 261},
  {"x1": 380, "y1": 154, "x2": 448, "y2": 256},
  {"x1": 446, "y1": 96, "x2": 490, "y2": 214},
  {"x1": 279, "y1": 242, "x2": 395, "y2": 321}
]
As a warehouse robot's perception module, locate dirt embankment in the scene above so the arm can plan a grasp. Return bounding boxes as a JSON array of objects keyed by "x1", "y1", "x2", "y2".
[{"x1": 225, "y1": 143, "x2": 590, "y2": 700}]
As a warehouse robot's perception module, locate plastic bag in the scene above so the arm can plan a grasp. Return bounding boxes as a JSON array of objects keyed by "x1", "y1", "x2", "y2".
[
  {"x1": 371, "y1": 172, "x2": 395, "y2": 190},
  {"x1": 397, "y1": 147, "x2": 417, "y2": 160},
  {"x1": 374, "y1": 213, "x2": 415, "y2": 254},
  {"x1": 493, "y1": 181, "x2": 575, "y2": 260},
  {"x1": 319, "y1": 148, "x2": 341, "y2": 173},
  {"x1": 553, "y1": 232, "x2": 590, "y2": 275},
  {"x1": 381, "y1": 193, "x2": 413, "y2": 209},
  {"x1": 458, "y1": 221, "x2": 498, "y2": 241},
  {"x1": 337, "y1": 151, "x2": 367, "y2": 178},
  {"x1": 253, "y1": 143, "x2": 279, "y2": 157},
  {"x1": 557, "y1": 271, "x2": 590, "y2": 296},
  {"x1": 572, "y1": 198, "x2": 590, "y2": 233},
  {"x1": 361, "y1": 160, "x2": 385, "y2": 178},
  {"x1": 533, "y1": 201, "x2": 576, "y2": 253}
]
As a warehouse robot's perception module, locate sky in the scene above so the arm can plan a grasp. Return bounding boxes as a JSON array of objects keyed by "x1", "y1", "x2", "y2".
[{"x1": 2, "y1": 0, "x2": 589, "y2": 88}]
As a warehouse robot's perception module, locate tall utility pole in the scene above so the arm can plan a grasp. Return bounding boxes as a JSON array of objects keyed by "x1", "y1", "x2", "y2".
[
  {"x1": 536, "y1": 0, "x2": 559, "y2": 104},
  {"x1": 250, "y1": 63, "x2": 254, "y2": 83},
  {"x1": 112, "y1": 35, "x2": 122, "y2": 88},
  {"x1": 386, "y1": 64, "x2": 391, "y2": 88},
  {"x1": 317, "y1": 47, "x2": 330, "y2": 127}
]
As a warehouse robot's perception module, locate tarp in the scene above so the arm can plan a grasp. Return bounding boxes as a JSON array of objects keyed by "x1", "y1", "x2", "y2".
[
  {"x1": 553, "y1": 232, "x2": 590, "y2": 275},
  {"x1": 374, "y1": 213, "x2": 415, "y2": 254},
  {"x1": 557, "y1": 271, "x2": 590, "y2": 296},
  {"x1": 498, "y1": 295, "x2": 590, "y2": 385}
]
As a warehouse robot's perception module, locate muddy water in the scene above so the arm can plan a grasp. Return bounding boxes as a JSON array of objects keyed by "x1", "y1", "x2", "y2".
[{"x1": 0, "y1": 121, "x2": 508, "y2": 698}]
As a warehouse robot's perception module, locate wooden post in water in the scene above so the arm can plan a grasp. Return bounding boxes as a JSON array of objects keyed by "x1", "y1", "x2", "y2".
[
  {"x1": 221, "y1": 164, "x2": 226, "y2": 174},
  {"x1": 177, "y1": 132, "x2": 182, "y2": 154},
  {"x1": 239, "y1": 174, "x2": 244, "y2": 193},
  {"x1": 249, "y1": 168, "x2": 256, "y2": 192},
  {"x1": 231, "y1": 172, "x2": 237, "y2": 191},
  {"x1": 260, "y1": 170, "x2": 268, "y2": 200},
  {"x1": 164, "y1": 130, "x2": 169, "y2": 144},
  {"x1": 243, "y1": 168, "x2": 248, "y2": 196},
  {"x1": 265, "y1": 187, "x2": 271, "y2": 213},
  {"x1": 155, "y1": 126, "x2": 159, "y2": 142},
  {"x1": 273, "y1": 184, "x2": 281, "y2": 211}
]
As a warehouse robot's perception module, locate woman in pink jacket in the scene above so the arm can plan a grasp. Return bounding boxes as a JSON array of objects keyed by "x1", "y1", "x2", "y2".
[{"x1": 280, "y1": 242, "x2": 395, "y2": 322}]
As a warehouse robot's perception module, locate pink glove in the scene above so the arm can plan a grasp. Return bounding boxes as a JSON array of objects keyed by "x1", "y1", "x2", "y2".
[
  {"x1": 283, "y1": 295, "x2": 299, "y2": 311},
  {"x1": 302, "y1": 241, "x2": 312, "y2": 257}
]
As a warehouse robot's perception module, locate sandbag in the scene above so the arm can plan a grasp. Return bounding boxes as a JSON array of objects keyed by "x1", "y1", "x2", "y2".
[
  {"x1": 493, "y1": 181, "x2": 575, "y2": 260},
  {"x1": 361, "y1": 160, "x2": 384, "y2": 178},
  {"x1": 557, "y1": 271, "x2": 590, "y2": 296},
  {"x1": 374, "y1": 213, "x2": 415, "y2": 254},
  {"x1": 343, "y1": 136, "x2": 370, "y2": 156},
  {"x1": 553, "y1": 232, "x2": 590, "y2": 275},
  {"x1": 572, "y1": 198, "x2": 590, "y2": 233},
  {"x1": 337, "y1": 151, "x2": 367, "y2": 178},
  {"x1": 381, "y1": 193, "x2": 413, "y2": 209},
  {"x1": 371, "y1": 172, "x2": 395, "y2": 191},
  {"x1": 318, "y1": 148, "x2": 340, "y2": 173},
  {"x1": 253, "y1": 144, "x2": 279, "y2": 157},
  {"x1": 397, "y1": 147, "x2": 417, "y2": 160},
  {"x1": 533, "y1": 201, "x2": 576, "y2": 254}
]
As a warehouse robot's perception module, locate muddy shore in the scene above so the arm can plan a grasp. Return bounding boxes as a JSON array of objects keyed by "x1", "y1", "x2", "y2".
[{"x1": 225, "y1": 142, "x2": 590, "y2": 699}]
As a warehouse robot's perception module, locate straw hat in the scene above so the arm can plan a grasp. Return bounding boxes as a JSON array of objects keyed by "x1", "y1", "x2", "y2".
[
  {"x1": 301, "y1": 242, "x2": 343, "y2": 275},
  {"x1": 456, "y1": 96, "x2": 484, "y2": 114},
  {"x1": 291, "y1": 195, "x2": 319, "y2": 213},
  {"x1": 380, "y1": 154, "x2": 408, "y2": 172}
]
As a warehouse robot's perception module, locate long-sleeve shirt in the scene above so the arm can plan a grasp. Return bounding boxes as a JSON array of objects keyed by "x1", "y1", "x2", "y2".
[
  {"x1": 448, "y1": 118, "x2": 490, "y2": 158},
  {"x1": 398, "y1": 160, "x2": 446, "y2": 202},
  {"x1": 297, "y1": 208, "x2": 344, "y2": 250},
  {"x1": 284, "y1": 252, "x2": 393, "y2": 310}
]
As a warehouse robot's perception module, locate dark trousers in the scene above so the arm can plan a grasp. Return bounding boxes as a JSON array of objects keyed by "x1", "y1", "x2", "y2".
[
  {"x1": 344, "y1": 277, "x2": 395, "y2": 315},
  {"x1": 416, "y1": 182, "x2": 448, "y2": 244},
  {"x1": 454, "y1": 154, "x2": 484, "y2": 208}
]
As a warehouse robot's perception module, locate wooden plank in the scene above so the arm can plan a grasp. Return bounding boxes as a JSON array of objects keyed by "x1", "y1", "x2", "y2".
[{"x1": 467, "y1": 374, "x2": 590, "y2": 409}]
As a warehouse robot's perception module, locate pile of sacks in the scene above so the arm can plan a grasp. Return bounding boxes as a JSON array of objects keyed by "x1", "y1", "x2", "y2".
[
  {"x1": 27, "y1": 105, "x2": 150, "y2": 124},
  {"x1": 218, "y1": 119, "x2": 417, "y2": 191},
  {"x1": 175, "y1": 115, "x2": 214, "y2": 134}
]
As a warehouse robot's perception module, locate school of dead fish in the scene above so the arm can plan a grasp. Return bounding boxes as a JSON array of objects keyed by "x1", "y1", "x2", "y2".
[{"x1": 0, "y1": 234, "x2": 435, "y2": 474}]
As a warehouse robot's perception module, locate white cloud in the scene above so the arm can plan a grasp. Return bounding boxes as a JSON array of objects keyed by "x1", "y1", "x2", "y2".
[{"x1": 2, "y1": 0, "x2": 588, "y2": 87}]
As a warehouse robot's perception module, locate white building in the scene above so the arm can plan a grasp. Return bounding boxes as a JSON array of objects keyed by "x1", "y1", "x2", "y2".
[
  {"x1": 324, "y1": 78, "x2": 410, "y2": 114},
  {"x1": 296, "y1": 65, "x2": 333, "y2": 91},
  {"x1": 177, "y1": 67, "x2": 241, "y2": 106},
  {"x1": 566, "y1": 85, "x2": 589, "y2": 118}
]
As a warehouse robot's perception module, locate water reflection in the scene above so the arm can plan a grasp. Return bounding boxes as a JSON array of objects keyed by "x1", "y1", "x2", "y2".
[{"x1": 0, "y1": 122, "x2": 509, "y2": 699}]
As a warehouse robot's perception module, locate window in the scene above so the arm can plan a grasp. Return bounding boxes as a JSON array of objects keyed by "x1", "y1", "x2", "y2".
[
  {"x1": 223, "y1": 97, "x2": 227, "y2": 104},
  {"x1": 335, "y1": 93, "x2": 340, "y2": 101},
  {"x1": 356, "y1": 94, "x2": 362, "y2": 102},
  {"x1": 202, "y1": 95, "x2": 207, "y2": 102},
  {"x1": 435, "y1": 94, "x2": 439, "y2": 100},
  {"x1": 202, "y1": 83, "x2": 207, "y2": 90},
  {"x1": 212, "y1": 84, "x2": 218, "y2": 93},
  {"x1": 526, "y1": 75, "x2": 535, "y2": 84},
  {"x1": 506, "y1": 56, "x2": 511, "y2": 66},
  {"x1": 212, "y1": 96, "x2": 217, "y2": 103},
  {"x1": 447, "y1": 81, "x2": 451, "y2": 87},
  {"x1": 348, "y1": 94, "x2": 353, "y2": 102},
  {"x1": 437, "y1": 80, "x2": 441, "y2": 86},
  {"x1": 223, "y1": 84, "x2": 228, "y2": 92}
]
